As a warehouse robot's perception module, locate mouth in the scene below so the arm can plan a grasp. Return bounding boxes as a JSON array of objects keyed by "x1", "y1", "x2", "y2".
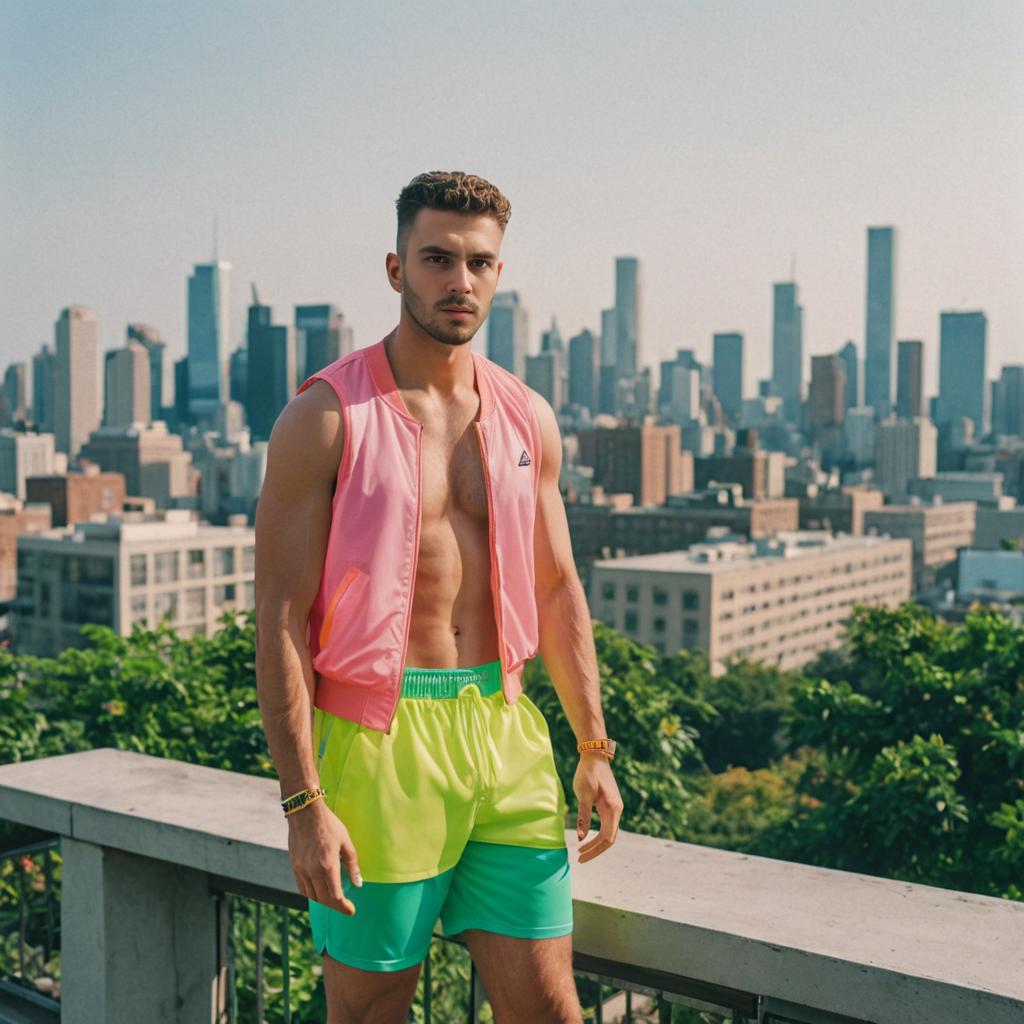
[{"x1": 441, "y1": 308, "x2": 474, "y2": 318}]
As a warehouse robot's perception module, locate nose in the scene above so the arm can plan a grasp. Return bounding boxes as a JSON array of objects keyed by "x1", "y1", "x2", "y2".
[{"x1": 447, "y1": 261, "x2": 473, "y2": 295}]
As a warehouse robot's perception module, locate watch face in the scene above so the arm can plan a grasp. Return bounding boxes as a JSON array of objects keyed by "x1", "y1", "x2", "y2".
[{"x1": 606, "y1": 739, "x2": 617, "y2": 756}]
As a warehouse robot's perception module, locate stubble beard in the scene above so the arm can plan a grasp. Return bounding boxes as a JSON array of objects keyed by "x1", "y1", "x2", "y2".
[{"x1": 402, "y1": 284, "x2": 479, "y2": 348}]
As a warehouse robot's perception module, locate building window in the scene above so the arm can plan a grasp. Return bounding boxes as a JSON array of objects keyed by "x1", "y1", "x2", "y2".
[
  {"x1": 154, "y1": 551, "x2": 179, "y2": 584},
  {"x1": 682, "y1": 590, "x2": 699, "y2": 611},
  {"x1": 242, "y1": 545, "x2": 256, "y2": 573},
  {"x1": 187, "y1": 549, "x2": 206, "y2": 579},
  {"x1": 683, "y1": 618, "x2": 699, "y2": 636},
  {"x1": 243, "y1": 580, "x2": 256, "y2": 608},
  {"x1": 601, "y1": 580, "x2": 616, "y2": 601},
  {"x1": 153, "y1": 591, "x2": 178, "y2": 623},
  {"x1": 214, "y1": 583, "x2": 237, "y2": 607},
  {"x1": 624, "y1": 610, "x2": 638, "y2": 632},
  {"x1": 130, "y1": 594, "x2": 147, "y2": 627},
  {"x1": 652, "y1": 586, "x2": 668, "y2": 606},
  {"x1": 654, "y1": 616, "x2": 666, "y2": 633},
  {"x1": 626, "y1": 585, "x2": 639, "y2": 603},
  {"x1": 130, "y1": 554, "x2": 147, "y2": 587},
  {"x1": 184, "y1": 588, "x2": 206, "y2": 620},
  {"x1": 214, "y1": 547, "x2": 235, "y2": 577}
]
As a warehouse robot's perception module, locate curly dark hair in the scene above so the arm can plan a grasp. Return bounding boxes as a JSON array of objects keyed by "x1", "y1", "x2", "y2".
[{"x1": 395, "y1": 171, "x2": 511, "y2": 256}]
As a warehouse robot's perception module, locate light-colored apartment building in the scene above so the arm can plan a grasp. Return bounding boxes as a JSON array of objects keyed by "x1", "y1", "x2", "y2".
[
  {"x1": 14, "y1": 509, "x2": 254, "y2": 657},
  {"x1": 590, "y1": 532, "x2": 912, "y2": 673},
  {"x1": 864, "y1": 502, "x2": 976, "y2": 593}
]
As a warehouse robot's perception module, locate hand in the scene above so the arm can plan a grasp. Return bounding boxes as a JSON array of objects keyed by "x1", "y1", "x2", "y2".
[
  {"x1": 286, "y1": 798, "x2": 363, "y2": 915},
  {"x1": 573, "y1": 752, "x2": 623, "y2": 864}
]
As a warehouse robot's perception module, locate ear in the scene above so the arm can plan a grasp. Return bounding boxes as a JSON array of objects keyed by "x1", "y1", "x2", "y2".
[{"x1": 385, "y1": 251, "x2": 402, "y2": 294}]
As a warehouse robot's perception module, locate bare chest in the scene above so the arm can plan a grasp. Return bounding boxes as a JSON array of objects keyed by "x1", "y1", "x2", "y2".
[{"x1": 419, "y1": 420, "x2": 490, "y2": 526}]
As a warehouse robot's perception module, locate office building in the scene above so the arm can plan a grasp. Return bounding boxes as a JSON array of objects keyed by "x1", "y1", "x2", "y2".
[
  {"x1": 187, "y1": 261, "x2": 232, "y2": 422},
  {"x1": 798, "y1": 485, "x2": 885, "y2": 535},
  {"x1": 838, "y1": 340, "x2": 859, "y2": 412},
  {"x1": 864, "y1": 502, "x2": 976, "y2": 592},
  {"x1": 487, "y1": 291, "x2": 528, "y2": 380},
  {"x1": 567, "y1": 329, "x2": 598, "y2": 414},
  {"x1": 104, "y1": 341, "x2": 152, "y2": 428},
  {"x1": 590, "y1": 532, "x2": 912, "y2": 670},
  {"x1": 808, "y1": 355, "x2": 846, "y2": 442},
  {"x1": 575, "y1": 423, "x2": 690, "y2": 507},
  {"x1": 296, "y1": 304, "x2": 351, "y2": 380},
  {"x1": 0, "y1": 430, "x2": 57, "y2": 501},
  {"x1": 54, "y1": 306, "x2": 100, "y2": 459},
  {"x1": 873, "y1": 418, "x2": 937, "y2": 500},
  {"x1": 865, "y1": 226, "x2": 896, "y2": 418},
  {"x1": 896, "y1": 340, "x2": 924, "y2": 420},
  {"x1": 127, "y1": 324, "x2": 169, "y2": 420},
  {"x1": 992, "y1": 366, "x2": 1024, "y2": 438},
  {"x1": 713, "y1": 333, "x2": 744, "y2": 423},
  {"x1": 937, "y1": 311, "x2": 987, "y2": 435},
  {"x1": 771, "y1": 282, "x2": 803, "y2": 422},
  {"x1": 614, "y1": 257, "x2": 641, "y2": 378}
]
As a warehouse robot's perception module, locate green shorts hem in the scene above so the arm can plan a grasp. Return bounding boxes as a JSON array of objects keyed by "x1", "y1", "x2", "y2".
[
  {"x1": 317, "y1": 937, "x2": 429, "y2": 973},
  {"x1": 441, "y1": 919, "x2": 574, "y2": 941}
]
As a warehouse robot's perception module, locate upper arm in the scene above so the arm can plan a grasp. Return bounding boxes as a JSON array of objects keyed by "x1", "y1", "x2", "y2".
[
  {"x1": 254, "y1": 380, "x2": 344, "y2": 632},
  {"x1": 527, "y1": 387, "x2": 575, "y2": 597}
]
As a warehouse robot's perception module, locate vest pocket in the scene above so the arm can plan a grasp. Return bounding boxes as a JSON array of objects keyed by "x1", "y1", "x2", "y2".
[{"x1": 318, "y1": 565, "x2": 370, "y2": 650}]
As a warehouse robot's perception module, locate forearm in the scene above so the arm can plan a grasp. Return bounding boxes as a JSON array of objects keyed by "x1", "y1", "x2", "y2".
[
  {"x1": 536, "y1": 575, "x2": 607, "y2": 743},
  {"x1": 255, "y1": 608, "x2": 319, "y2": 799}
]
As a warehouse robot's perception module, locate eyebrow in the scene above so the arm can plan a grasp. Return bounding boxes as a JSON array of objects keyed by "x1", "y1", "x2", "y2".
[{"x1": 418, "y1": 245, "x2": 498, "y2": 260}]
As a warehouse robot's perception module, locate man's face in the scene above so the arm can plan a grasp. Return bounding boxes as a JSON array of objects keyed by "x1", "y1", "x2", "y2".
[{"x1": 387, "y1": 208, "x2": 504, "y2": 347}]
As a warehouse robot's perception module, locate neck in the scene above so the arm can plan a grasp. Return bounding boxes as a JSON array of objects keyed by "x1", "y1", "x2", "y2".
[{"x1": 387, "y1": 319, "x2": 475, "y2": 399}]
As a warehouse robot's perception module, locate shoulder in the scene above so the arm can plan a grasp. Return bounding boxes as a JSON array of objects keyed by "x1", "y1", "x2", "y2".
[{"x1": 522, "y1": 384, "x2": 561, "y2": 476}]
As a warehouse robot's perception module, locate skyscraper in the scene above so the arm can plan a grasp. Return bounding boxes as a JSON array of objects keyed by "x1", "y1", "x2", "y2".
[
  {"x1": 54, "y1": 306, "x2": 100, "y2": 458},
  {"x1": 567, "y1": 328, "x2": 598, "y2": 414},
  {"x1": 712, "y1": 333, "x2": 743, "y2": 423},
  {"x1": 896, "y1": 339, "x2": 924, "y2": 419},
  {"x1": 32, "y1": 344, "x2": 56, "y2": 434},
  {"x1": 992, "y1": 365, "x2": 1024, "y2": 438},
  {"x1": 598, "y1": 307, "x2": 618, "y2": 415},
  {"x1": 128, "y1": 323, "x2": 168, "y2": 421},
  {"x1": 525, "y1": 352, "x2": 563, "y2": 411},
  {"x1": 104, "y1": 340, "x2": 151, "y2": 427},
  {"x1": 246, "y1": 295, "x2": 297, "y2": 442},
  {"x1": 614, "y1": 257, "x2": 640, "y2": 378},
  {"x1": 296, "y1": 304, "x2": 350, "y2": 380},
  {"x1": 808, "y1": 355, "x2": 846, "y2": 434},
  {"x1": 865, "y1": 226, "x2": 896, "y2": 418},
  {"x1": 838, "y1": 340, "x2": 859, "y2": 412},
  {"x1": 937, "y1": 311, "x2": 987, "y2": 434},
  {"x1": 874, "y1": 417, "x2": 937, "y2": 500},
  {"x1": 187, "y1": 260, "x2": 232, "y2": 422},
  {"x1": 486, "y1": 291, "x2": 528, "y2": 379},
  {"x1": 771, "y1": 282, "x2": 803, "y2": 422}
]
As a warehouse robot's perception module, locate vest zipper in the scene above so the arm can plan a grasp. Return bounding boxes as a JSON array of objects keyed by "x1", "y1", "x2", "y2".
[
  {"x1": 387, "y1": 422, "x2": 424, "y2": 735},
  {"x1": 474, "y1": 421, "x2": 507, "y2": 696}
]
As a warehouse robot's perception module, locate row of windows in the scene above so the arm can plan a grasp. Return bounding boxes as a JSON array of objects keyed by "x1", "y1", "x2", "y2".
[
  {"x1": 129, "y1": 581, "x2": 255, "y2": 627},
  {"x1": 130, "y1": 546, "x2": 255, "y2": 587},
  {"x1": 600, "y1": 580, "x2": 700, "y2": 610},
  {"x1": 621, "y1": 610, "x2": 700, "y2": 636}
]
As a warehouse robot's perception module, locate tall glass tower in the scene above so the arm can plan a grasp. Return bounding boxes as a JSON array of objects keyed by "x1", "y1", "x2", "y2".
[
  {"x1": 187, "y1": 260, "x2": 232, "y2": 421},
  {"x1": 865, "y1": 226, "x2": 896, "y2": 418}
]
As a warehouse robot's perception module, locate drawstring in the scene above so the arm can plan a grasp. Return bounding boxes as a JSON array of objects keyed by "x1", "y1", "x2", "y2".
[{"x1": 455, "y1": 685, "x2": 500, "y2": 793}]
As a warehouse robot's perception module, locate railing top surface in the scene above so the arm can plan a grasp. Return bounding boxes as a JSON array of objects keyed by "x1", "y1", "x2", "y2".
[{"x1": 2, "y1": 748, "x2": 1022, "y2": 1022}]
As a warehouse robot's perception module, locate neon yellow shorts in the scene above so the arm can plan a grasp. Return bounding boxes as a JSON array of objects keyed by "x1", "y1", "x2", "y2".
[{"x1": 308, "y1": 659, "x2": 573, "y2": 971}]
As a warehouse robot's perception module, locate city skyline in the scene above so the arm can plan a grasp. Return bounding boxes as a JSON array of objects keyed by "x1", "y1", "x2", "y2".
[{"x1": 4, "y1": 1, "x2": 1022, "y2": 390}]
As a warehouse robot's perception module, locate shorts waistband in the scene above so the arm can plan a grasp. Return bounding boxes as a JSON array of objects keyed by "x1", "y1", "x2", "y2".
[{"x1": 400, "y1": 659, "x2": 503, "y2": 699}]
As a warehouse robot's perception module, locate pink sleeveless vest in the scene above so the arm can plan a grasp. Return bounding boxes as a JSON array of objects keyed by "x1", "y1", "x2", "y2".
[{"x1": 294, "y1": 334, "x2": 542, "y2": 734}]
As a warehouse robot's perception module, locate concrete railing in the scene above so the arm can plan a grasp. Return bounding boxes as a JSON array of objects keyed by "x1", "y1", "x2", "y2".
[{"x1": 0, "y1": 748, "x2": 1022, "y2": 1023}]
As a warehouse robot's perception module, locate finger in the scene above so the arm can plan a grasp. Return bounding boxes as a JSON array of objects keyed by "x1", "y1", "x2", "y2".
[
  {"x1": 322, "y1": 860, "x2": 357, "y2": 916},
  {"x1": 576, "y1": 802, "x2": 594, "y2": 840},
  {"x1": 578, "y1": 835, "x2": 612, "y2": 863},
  {"x1": 580, "y1": 815, "x2": 616, "y2": 856},
  {"x1": 340, "y1": 839, "x2": 363, "y2": 889},
  {"x1": 312, "y1": 864, "x2": 355, "y2": 916}
]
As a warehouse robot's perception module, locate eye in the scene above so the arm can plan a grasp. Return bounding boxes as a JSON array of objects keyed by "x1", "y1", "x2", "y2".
[{"x1": 426, "y1": 254, "x2": 447, "y2": 264}]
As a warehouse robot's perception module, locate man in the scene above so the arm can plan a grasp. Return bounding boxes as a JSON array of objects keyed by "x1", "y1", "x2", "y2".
[{"x1": 255, "y1": 170, "x2": 622, "y2": 1023}]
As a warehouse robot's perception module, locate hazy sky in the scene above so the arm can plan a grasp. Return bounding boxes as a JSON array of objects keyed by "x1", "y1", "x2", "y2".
[{"x1": 3, "y1": 1, "x2": 1022, "y2": 397}]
